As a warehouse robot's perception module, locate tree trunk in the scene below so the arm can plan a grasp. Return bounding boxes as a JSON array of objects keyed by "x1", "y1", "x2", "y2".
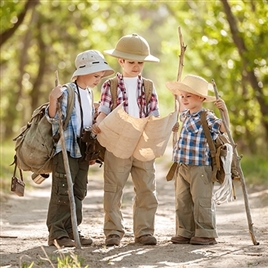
[{"x1": 221, "y1": 0, "x2": 268, "y2": 142}]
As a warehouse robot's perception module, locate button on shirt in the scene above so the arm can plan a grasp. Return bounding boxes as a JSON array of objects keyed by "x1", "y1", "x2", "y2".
[{"x1": 173, "y1": 109, "x2": 222, "y2": 166}]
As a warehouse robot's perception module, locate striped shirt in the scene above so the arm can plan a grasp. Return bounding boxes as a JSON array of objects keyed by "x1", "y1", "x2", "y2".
[
  {"x1": 45, "y1": 82, "x2": 94, "y2": 158},
  {"x1": 173, "y1": 109, "x2": 222, "y2": 166},
  {"x1": 98, "y1": 72, "x2": 159, "y2": 118}
]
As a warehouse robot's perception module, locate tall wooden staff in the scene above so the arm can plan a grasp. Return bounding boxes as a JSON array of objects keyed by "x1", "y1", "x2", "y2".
[
  {"x1": 55, "y1": 71, "x2": 82, "y2": 249},
  {"x1": 212, "y1": 79, "x2": 259, "y2": 246},
  {"x1": 173, "y1": 27, "x2": 187, "y2": 147}
]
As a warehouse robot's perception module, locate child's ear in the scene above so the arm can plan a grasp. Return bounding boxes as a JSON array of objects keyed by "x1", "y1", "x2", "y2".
[{"x1": 118, "y1": 58, "x2": 124, "y2": 65}]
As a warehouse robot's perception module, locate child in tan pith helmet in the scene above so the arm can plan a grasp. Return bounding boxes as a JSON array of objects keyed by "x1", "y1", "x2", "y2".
[{"x1": 92, "y1": 33, "x2": 160, "y2": 247}]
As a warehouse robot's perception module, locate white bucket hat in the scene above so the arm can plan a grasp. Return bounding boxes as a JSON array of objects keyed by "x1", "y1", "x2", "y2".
[
  {"x1": 71, "y1": 50, "x2": 114, "y2": 81},
  {"x1": 166, "y1": 74, "x2": 216, "y2": 102},
  {"x1": 104, "y1": 33, "x2": 159, "y2": 62}
]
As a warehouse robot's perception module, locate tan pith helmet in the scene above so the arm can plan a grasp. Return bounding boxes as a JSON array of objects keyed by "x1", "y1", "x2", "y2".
[{"x1": 104, "y1": 33, "x2": 159, "y2": 62}]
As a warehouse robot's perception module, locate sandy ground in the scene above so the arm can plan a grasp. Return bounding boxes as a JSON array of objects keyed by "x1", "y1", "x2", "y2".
[{"x1": 1, "y1": 148, "x2": 268, "y2": 268}]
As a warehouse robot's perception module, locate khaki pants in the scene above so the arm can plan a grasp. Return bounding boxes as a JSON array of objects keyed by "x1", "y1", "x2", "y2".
[
  {"x1": 103, "y1": 151, "x2": 158, "y2": 239},
  {"x1": 175, "y1": 164, "x2": 217, "y2": 238}
]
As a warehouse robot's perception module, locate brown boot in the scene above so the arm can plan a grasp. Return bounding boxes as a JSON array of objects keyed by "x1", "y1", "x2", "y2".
[
  {"x1": 48, "y1": 237, "x2": 75, "y2": 248},
  {"x1": 171, "y1": 235, "x2": 190, "y2": 244},
  {"x1": 105, "y1": 234, "x2": 121, "y2": 247},
  {"x1": 190, "y1": 237, "x2": 217, "y2": 245},
  {"x1": 135, "y1": 234, "x2": 157, "y2": 245},
  {"x1": 68, "y1": 232, "x2": 93, "y2": 246}
]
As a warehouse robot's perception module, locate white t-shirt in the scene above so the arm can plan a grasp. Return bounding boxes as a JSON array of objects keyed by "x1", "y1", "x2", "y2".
[
  {"x1": 75, "y1": 87, "x2": 93, "y2": 136},
  {"x1": 124, "y1": 77, "x2": 139, "y2": 118}
]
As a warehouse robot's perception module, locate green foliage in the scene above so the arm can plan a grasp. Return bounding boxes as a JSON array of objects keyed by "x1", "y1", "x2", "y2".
[
  {"x1": 21, "y1": 262, "x2": 34, "y2": 268},
  {"x1": 0, "y1": 141, "x2": 17, "y2": 194},
  {"x1": 57, "y1": 254, "x2": 88, "y2": 268},
  {"x1": 241, "y1": 154, "x2": 268, "y2": 185},
  {"x1": 0, "y1": 0, "x2": 267, "y2": 153}
]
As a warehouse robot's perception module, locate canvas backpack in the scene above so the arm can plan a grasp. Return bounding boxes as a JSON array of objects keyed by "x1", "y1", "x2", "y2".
[
  {"x1": 200, "y1": 110, "x2": 240, "y2": 184},
  {"x1": 109, "y1": 76, "x2": 153, "y2": 112},
  {"x1": 12, "y1": 83, "x2": 75, "y2": 175}
]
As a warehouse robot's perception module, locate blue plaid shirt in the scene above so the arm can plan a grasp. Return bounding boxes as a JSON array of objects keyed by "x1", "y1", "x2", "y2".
[
  {"x1": 173, "y1": 109, "x2": 222, "y2": 166},
  {"x1": 45, "y1": 82, "x2": 94, "y2": 158}
]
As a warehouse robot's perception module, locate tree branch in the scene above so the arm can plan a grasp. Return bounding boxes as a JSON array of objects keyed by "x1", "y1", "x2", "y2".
[{"x1": 0, "y1": 0, "x2": 40, "y2": 48}]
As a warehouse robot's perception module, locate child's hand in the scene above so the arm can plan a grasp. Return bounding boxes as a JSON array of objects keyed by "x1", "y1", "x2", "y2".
[
  {"x1": 172, "y1": 122, "x2": 179, "y2": 132},
  {"x1": 49, "y1": 85, "x2": 64, "y2": 102},
  {"x1": 91, "y1": 123, "x2": 101, "y2": 134},
  {"x1": 214, "y1": 98, "x2": 227, "y2": 112}
]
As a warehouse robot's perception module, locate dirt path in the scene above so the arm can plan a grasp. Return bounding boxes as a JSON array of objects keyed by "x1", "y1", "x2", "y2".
[{"x1": 1, "y1": 151, "x2": 268, "y2": 268}]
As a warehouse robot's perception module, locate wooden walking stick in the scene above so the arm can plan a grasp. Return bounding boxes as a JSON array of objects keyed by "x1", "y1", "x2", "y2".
[
  {"x1": 166, "y1": 27, "x2": 187, "y2": 182},
  {"x1": 55, "y1": 71, "x2": 82, "y2": 249},
  {"x1": 173, "y1": 26, "x2": 187, "y2": 147},
  {"x1": 211, "y1": 79, "x2": 259, "y2": 246}
]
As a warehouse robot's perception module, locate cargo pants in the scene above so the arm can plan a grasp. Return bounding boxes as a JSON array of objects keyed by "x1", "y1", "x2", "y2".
[
  {"x1": 174, "y1": 164, "x2": 218, "y2": 238},
  {"x1": 103, "y1": 151, "x2": 158, "y2": 239},
  {"x1": 46, "y1": 148, "x2": 89, "y2": 241}
]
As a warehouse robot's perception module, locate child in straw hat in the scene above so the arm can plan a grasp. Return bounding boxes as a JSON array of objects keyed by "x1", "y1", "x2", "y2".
[
  {"x1": 92, "y1": 33, "x2": 160, "y2": 246},
  {"x1": 166, "y1": 74, "x2": 229, "y2": 245},
  {"x1": 45, "y1": 50, "x2": 114, "y2": 248}
]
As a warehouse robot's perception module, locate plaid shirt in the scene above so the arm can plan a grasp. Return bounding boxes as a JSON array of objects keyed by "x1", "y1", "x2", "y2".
[
  {"x1": 45, "y1": 82, "x2": 94, "y2": 158},
  {"x1": 98, "y1": 72, "x2": 159, "y2": 118},
  {"x1": 173, "y1": 109, "x2": 222, "y2": 166}
]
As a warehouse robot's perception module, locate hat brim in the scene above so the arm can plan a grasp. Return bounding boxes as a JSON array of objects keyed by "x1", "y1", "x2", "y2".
[
  {"x1": 104, "y1": 49, "x2": 159, "y2": 62},
  {"x1": 166, "y1": 81, "x2": 216, "y2": 102},
  {"x1": 71, "y1": 64, "x2": 114, "y2": 81}
]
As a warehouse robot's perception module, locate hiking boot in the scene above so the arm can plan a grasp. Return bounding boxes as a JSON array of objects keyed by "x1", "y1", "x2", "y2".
[
  {"x1": 68, "y1": 232, "x2": 93, "y2": 246},
  {"x1": 105, "y1": 234, "x2": 121, "y2": 247},
  {"x1": 190, "y1": 237, "x2": 217, "y2": 245},
  {"x1": 171, "y1": 235, "x2": 190, "y2": 244},
  {"x1": 48, "y1": 237, "x2": 75, "y2": 247},
  {"x1": 135, "y1": 234, "x2": 157, "y2": 245}
]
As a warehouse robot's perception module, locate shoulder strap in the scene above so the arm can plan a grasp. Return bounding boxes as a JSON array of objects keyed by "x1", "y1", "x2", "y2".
[
  {"x1": 200, "y1": 111, "x2": 216, "y2": 157},
  {"x1": 109, "y1": 77, "x2": 153, "y2": 111},
  {"x1": 110, "y1": 76, "x2": 119, "y2": 111},
  {"x1": 143, "y1": 78, "x2": 153, "y2": 105},
  {"x1": 63, "y1": 83, "x2": 75, "y2": 130}
]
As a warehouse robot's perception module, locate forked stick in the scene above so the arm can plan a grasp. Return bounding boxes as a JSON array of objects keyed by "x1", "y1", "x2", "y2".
[
  {"x1": 212, "y1": 79, "x2": 259, "y2": 246},
  {"x1": 173, "y1": 27, "x2": 187, "y2": 147},
  {"x1": 55, "y1": 71, "x2": 81, "y2": 249}
]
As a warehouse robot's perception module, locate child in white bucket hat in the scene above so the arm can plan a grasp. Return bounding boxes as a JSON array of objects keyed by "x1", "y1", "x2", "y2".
[
  {"x1": 92, "y1": 33, "x2": 160, "y2": 246},
  {"x1": 166, "y1": 74, "x2": 229, "y2": 245},
  {"x1": 45, "y1": 50, "x2": 114, "y2": 248}
]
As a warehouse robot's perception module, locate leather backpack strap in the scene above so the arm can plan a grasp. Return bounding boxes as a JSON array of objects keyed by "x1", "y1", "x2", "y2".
[
  {"x1": 200, "y1": 111, "x2": 216, "y2": 157},
  {"x1": 110, "y1": 76, "x2": 118, "y2": 111},
  {"x1": 200, "y1": 111, "x2": 218, "y2": 181},
  {"x1": 63, "y1": 83, "x2": 75, "y2": 130},
  {"x1": 143, "y1": 78, "x2": 153, "y2": 105}
]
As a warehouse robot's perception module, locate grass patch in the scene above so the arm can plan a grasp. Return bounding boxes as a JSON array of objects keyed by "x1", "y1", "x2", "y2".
[
  {"x1": 0, "y1": 140, "x2": 17, "y2": 194},
  {"x1": 240, "y1": 154, "x2": 268, "y2": 185}
]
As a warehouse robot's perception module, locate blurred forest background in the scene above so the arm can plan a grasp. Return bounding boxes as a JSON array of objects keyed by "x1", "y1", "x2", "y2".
[{"x1": 0, "y1": 0, "x2": 267, "y2": 184}]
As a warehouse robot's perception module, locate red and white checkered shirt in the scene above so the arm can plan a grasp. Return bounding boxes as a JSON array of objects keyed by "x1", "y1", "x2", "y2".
[{"x1": 98, "y1": 72, "x2": 159, "y2": 118}]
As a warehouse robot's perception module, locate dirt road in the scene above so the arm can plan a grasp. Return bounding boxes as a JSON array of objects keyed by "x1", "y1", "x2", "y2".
[{"x1": 1, "y1": 153, "x2": 267, "y2": 268}]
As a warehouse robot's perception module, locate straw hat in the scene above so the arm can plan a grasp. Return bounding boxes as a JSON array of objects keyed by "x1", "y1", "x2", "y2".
[
  {"x1": 71, "y1": 50, "x2": 114, "y2": 81},
  {"x1": 104, "y1": 33, "x2": 159, "y2": 62},
  {"x1": 165, "y1": 74, "x2": 216, "y2": 102}
]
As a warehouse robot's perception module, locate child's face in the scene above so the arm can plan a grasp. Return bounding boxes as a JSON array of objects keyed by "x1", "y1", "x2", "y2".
[
  {"x1": 118, "y1": 59, "x2": 144, "y2": 77},
  {"x1": 180, "y1": 91, "x2": 205, "y2": 112},
  {"x1": 78, "y1": 71, "x2": 105, "y2": 88}
]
